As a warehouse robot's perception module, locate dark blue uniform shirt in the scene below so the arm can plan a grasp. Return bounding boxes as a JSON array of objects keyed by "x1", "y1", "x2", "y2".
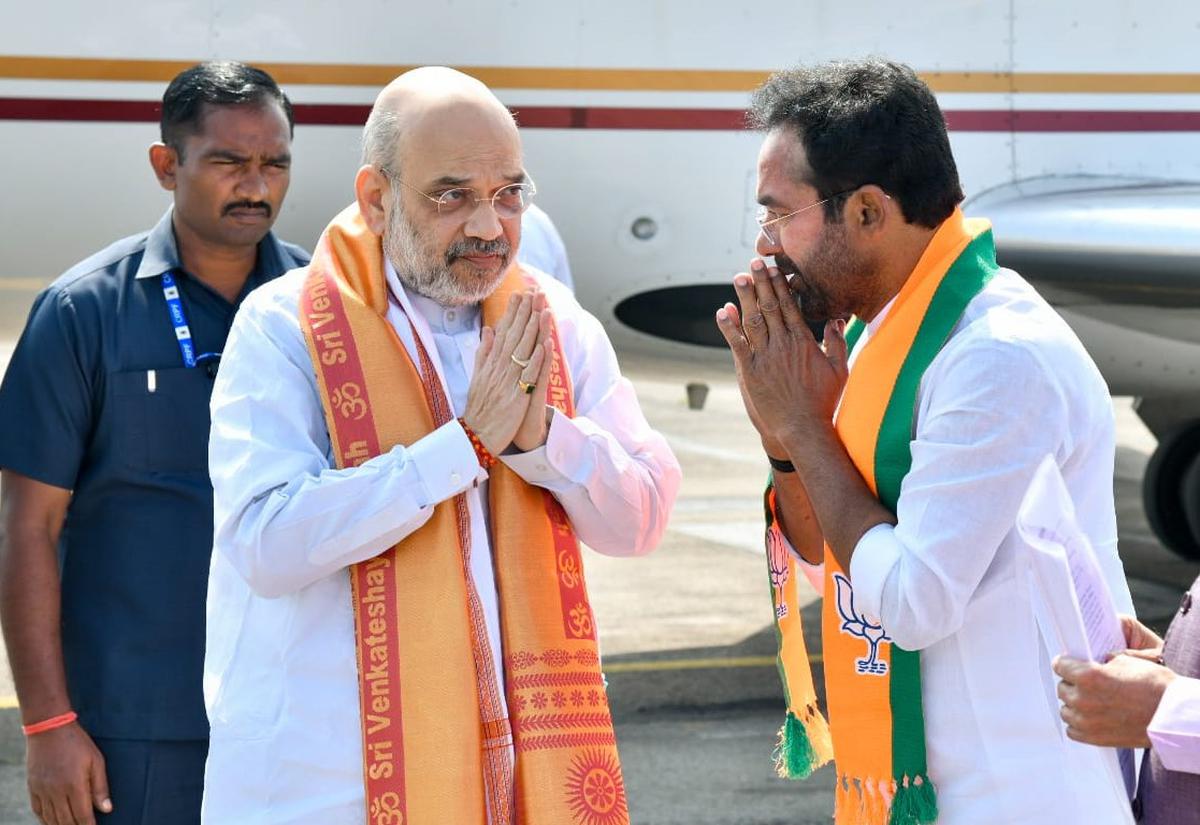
[{"x1": 0, "y1": 208, "x2": 309, "y2": 740}]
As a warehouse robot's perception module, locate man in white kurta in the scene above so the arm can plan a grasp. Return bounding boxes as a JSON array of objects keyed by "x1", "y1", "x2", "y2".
[
  {"x1": 719, "y1": 60, "x2": 1136, "y2": 824},
  {"x1": 790, "y1": 270, "x2": 1137, "y2": 823},
  {"x1": 202, "y1": 68, "x2": 680, "y2": 823}
]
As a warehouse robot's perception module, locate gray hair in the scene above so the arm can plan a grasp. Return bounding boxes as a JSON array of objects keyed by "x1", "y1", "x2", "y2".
[{"x1": 361, "y1": 107, "x2": 403, "y2": 171}]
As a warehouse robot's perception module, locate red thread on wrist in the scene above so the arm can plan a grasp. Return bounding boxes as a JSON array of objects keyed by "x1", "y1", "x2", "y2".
[
  {"x1": 458, "y1": 418, "x2": 498, "y2": 469},
  {"x1": 22, "y1": 711, "x2": 77, "y2": 736}
]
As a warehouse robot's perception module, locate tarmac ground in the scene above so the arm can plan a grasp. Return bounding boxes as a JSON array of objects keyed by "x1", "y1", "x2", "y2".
[{"x1": 0, "y1": 332, "x2": 1195, "y2": 824}]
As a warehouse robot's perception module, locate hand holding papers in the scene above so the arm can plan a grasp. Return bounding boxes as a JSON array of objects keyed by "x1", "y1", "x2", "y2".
[
  {"x1": 1017, "y1": 456, "x2": 1137, "y2": 819},
  {"x1": 1017, "y1": 455, "x2": 1125, "y2": 664}
]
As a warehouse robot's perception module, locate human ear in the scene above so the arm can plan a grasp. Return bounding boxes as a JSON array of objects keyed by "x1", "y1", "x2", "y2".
[
  {"x1": 855, "y1": 185, "x2": 891, "y2": 231},
  {"x1": 148, "y1": 143, "x2": 178, "y2": 192},
  {"x1": 354, "y1": 165, "x2": 390, "y2": 235}
]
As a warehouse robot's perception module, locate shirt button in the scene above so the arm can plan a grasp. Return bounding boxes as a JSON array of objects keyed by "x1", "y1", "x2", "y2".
[
  {"x1": 451, "y1": 472, "x2": 461, "y2": 485},
  {"x1": 536, "y1": 463, "x2": 548, "y2": 472},
  {"x1": 446, "y1": 310, "x2": 456, "y2": 323}
]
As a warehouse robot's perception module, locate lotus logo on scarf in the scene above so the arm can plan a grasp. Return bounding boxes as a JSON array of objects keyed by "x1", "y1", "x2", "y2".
[
  {"x1": 833, "y1": 573, "x2": 891, "y2": 676},
  {"x1": 767, "y1": 527, "x2": 791, "y2": 619}
]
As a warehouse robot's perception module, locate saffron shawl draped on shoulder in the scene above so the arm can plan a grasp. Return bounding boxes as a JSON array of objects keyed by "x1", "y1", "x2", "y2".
[
  {"x1": 766, "y1": 209, "x2": 998, "y2": 825},
  {"x1": 299, "y1": 205, "x2": 628, "y2": 825}
]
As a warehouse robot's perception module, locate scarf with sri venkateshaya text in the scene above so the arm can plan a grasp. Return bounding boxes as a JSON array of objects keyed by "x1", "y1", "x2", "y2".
[{"x1": 300, "y1": 204, "x2": 628, "y2": 825}]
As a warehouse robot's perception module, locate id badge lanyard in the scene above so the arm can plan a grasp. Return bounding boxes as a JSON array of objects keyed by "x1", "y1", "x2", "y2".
[{"x1": 161, "y1": 271, "x2": 221, "y2": 372}]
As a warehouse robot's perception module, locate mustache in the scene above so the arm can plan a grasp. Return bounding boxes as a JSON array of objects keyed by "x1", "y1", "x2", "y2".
[
  {"x1": 222, "y1": 200, "x2": 272, "y2": 217},
  {"x1": 446, "y1": 238, "x2": 511, "y2": 262},
  {"x1": 768, "y1": 253, "x2": 823, "y2": 335},
  {"x1": 773, "y1": 253, "x2": 798, "y2": 278}
]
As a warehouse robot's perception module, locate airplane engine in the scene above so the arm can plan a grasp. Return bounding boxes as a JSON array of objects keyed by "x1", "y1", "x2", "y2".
[
  {"x1": 972, "y1": 177, "x2": 1200, "y2": 562},
  {"x1": 1144, "y1": 420, "x2": 1200, "y2": 562},
  {"x1": 614, "y1": 285, "x2": 737, "y2": 349}
]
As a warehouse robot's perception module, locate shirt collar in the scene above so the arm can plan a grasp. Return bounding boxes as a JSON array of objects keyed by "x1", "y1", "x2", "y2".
[
  {"x1": 254, "y1": 228, "x2": 294, "y2": 282},
  {"x1": 866, "y1": 295, "x2": 897, "y2": 336},
  {"x1": 134, "y1": 208, "x2": 183, "y2": 280},
  {"x1": 384, "y1": 259, "x2": 481, "y2": 334},
  {"x1": 134, "y1": 206, "x2": 293, "y2": 283}
]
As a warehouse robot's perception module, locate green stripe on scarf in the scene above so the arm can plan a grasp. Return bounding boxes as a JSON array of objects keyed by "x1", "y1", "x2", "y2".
[
  {"x1": 875, "y1": 228, "x2": 998, "y2": 823},
  {"x1": 844, "y1": 318, "x2": 866, "y2": 354}
]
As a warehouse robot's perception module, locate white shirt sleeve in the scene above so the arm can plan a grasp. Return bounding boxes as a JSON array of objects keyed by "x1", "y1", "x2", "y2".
[
  {"x1": 848, "y1": 338, "x2": 1070, "y2": 651},
  {"x1": 499, "y1": 287, "x2": 680, "y2": 557},
  {"x1": 209, "y1": 288, "x2": 485, "y2": 598},
  {"x1": 1148, "y1": 674, "x2": 1200, "y2": 774}
]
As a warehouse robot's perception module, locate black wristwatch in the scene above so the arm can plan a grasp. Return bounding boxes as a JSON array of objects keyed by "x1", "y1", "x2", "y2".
[{"x1": 767, "y1": 455, "x2": 796, "y2": 473}]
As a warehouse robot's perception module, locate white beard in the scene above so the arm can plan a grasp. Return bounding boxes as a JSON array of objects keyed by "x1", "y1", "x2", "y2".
[{"x1": 383, "y1": 206, "x2": 508, "y2": 307}]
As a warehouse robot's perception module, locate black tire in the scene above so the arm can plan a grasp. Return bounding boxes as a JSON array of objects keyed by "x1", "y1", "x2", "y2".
[
  {"x1": 1143, "y1": 419, "x2": 1200, "y2": 562},
  {"x1": 1182, "y1": 452, "x2": 1200, "y2": 552}
]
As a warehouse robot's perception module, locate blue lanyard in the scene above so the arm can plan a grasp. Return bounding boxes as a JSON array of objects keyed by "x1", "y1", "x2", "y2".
[{"x1": 161, "y1": 271, "x2": 221, "y2": 370}]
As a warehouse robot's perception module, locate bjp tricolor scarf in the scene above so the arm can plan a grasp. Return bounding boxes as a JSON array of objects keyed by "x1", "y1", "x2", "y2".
[
  {"x1": 766, "y1": 209, "x2": 997, "y2": 824},
  {"x1": 299, "y1": 205, "x2": 628, "y2": 825}
]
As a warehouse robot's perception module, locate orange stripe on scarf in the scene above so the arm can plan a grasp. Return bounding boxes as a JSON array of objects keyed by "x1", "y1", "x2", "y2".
[
  {"x1": 824, "y1": 209, "x2": 989, "y2": 818},
  {"x1": 768, "y1": 209, "x2": 992, "y2": 825}
]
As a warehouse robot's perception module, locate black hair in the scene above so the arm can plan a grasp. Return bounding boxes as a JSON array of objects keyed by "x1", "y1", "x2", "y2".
[
  {"x1": 748, "y1": 58, "x2": 963, "y2": 228},
  {"x1": 160, "y1": 61, "x2": 294, "y2": 160}
]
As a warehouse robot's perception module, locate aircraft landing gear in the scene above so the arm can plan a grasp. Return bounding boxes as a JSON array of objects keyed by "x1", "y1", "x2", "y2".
[{"x1": 1143, "y1": 419, "x2": 1200, "y2": 562}]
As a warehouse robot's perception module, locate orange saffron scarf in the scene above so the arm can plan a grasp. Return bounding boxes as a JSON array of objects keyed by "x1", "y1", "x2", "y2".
[
  {"x1": 299, "y1": 205, "x2": 628, "y2": 825},
  {"x1": 767, "y1": 209, "x2": 998, "y2": 824}
]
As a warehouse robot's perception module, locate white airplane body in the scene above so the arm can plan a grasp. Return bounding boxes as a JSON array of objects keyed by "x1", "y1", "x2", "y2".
[{"x1": 2, "y1": 0, "x2": 1199, "y2": 555}]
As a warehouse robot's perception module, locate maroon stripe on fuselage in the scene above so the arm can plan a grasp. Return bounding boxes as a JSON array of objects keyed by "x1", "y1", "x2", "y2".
[
  {"x1": 945, "y1": 109, "x2": 1200, "y2": 132},
  {"x1": 0, "y1": 98, "x2": 160, "y2": 121},
  {"x1": 2, "y1": 97, "x2": 1200, "y2": 132}
]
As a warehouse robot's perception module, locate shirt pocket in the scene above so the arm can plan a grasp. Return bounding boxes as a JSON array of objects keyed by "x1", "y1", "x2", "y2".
[{"x1": 109, "y1": 367, "x2": 214, "y2": 474}]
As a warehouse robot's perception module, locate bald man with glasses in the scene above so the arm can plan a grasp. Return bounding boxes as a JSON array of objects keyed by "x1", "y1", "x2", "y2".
[{"x1": 200, "y1": 67, "x2": 679, "y2": 824}]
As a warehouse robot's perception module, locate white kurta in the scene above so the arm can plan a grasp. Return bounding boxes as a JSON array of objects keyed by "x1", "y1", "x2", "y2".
[
  {"x1": 518, "y1": 205, "x2": 573, "y2": 291},
  {"x1": 790, "y1": 267, "x2": 1136, "y2": 824},
  {"x1": 201, "y1": 260, "x2": 680, "y2": 824}
]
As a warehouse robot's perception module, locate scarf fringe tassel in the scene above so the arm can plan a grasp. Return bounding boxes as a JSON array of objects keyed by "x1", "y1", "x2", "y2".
[
  {"x1": 887, "y1": 773, "x2": 938, "y2": 825},
  {"x1": 830, "y1": 773, "x2": 937, "y2": 825},
  {"x1": 772, "y1": 707, "x2": 833, "y2": 779}
]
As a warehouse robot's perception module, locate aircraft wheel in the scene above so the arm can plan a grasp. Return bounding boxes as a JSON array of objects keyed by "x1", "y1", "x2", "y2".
[{"x1": 1143, "y1": 419, "x2": 1200, "y2": 562}]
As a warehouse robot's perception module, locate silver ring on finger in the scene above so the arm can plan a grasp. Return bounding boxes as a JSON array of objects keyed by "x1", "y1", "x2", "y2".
[{"x1": 511, "y1": 353, "x2": 532, "y2": 369}]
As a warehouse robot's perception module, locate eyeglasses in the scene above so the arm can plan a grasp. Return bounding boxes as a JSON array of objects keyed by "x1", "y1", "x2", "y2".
[
  {"x1": 755, "y1": 191, "x2": 852, "y2": 245},
  {"x1": 755, "y1": 188, "x2": 890, "y2": 245},
  {"x1": 379, "y1": 167, "x2": 536, "y2": 219}
]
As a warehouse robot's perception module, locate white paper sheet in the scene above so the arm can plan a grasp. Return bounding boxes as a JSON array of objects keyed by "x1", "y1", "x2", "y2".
[
  {"x1": 1017, "y1": 456, "x2": 1126, "y2": 663},
  {"x1": 1016, "y1": 455, "x2": 1136, "y2": 818}
]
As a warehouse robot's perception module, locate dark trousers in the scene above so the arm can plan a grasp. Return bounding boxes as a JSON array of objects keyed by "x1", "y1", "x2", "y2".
[{"x1": 91, "y1": 738, "x2": 207, "y2": 825}]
